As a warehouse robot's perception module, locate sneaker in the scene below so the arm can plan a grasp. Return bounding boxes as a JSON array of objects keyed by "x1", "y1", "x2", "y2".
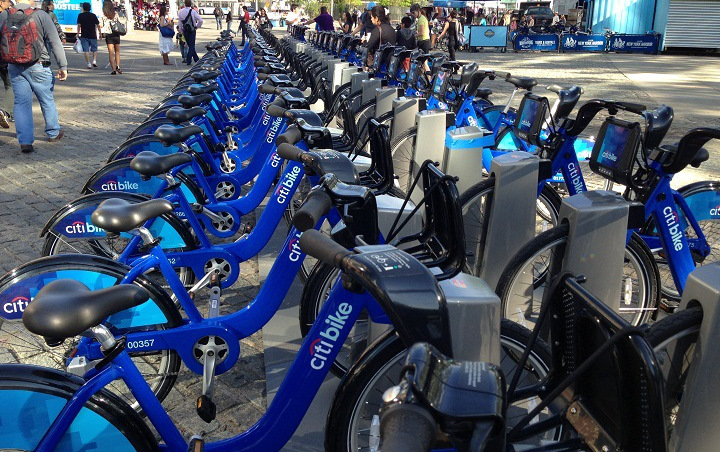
[
  {"x1": 87, "y1": 62, "x2": 92, "y2": 68},
  {"x1": 111, "y1": 71, "x2": 117, "y2": 75},
  {"x1": 0, "y1": 110, "x2": 9, "y2": 129},
  {"x1": 92, "y1": 61, "x2": 98, "y2": 67},
  {"x1": 116, "y1": 68, "x2": 123, "y2": 74},
  {"x1": 48, "y1": 130, "x2": 64, "y2": 142},
  {"x1": 20, "y1": 144, "x2": 34, "y2": 153}
]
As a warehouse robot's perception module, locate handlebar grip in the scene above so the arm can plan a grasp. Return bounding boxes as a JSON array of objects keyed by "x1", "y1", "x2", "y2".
[
  {"x1": 380, "y1": 404, "x2": 437, "y2": 452},
  {"x1": 494, "y1": 70, "x2": 511, "y2": 79},
  {"x1": 257, "y1": 73, "x2": 270, "y2": 80},
  {"x1": 546, "y1": 84, "x2": 564, "y2": 93},
  {"x1": 259, "y1": 84, "x2": 279, "y2": 95},
  {"x1": 293, "y1": 191, "x2": 333, "y2": 232},
  {"x1": 276, "y1": 126, "x2": 303, "y2": 145},
  {"x1": 266, "y1": 104, "x2": 287, "y2": 118},
  {"x1": 299, "y1": 229, "x2": 352, "y2": 267},
  {"x1": 276, "y1": 143, "x2": 305, "y2": 162},
  {"x1": 617, "y1": 102, "x2": 646, "y2": 114}
]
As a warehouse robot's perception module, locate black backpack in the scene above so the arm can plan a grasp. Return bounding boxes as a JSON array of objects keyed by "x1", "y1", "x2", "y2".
[{"x1": 182, "y1": 10, "x2": 196, "y2": 33}]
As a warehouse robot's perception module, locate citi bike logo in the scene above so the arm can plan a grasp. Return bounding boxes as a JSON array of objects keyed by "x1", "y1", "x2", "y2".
[
  {"x1": 269, "y1": 151, "x2": 282, "y2": 168},
  {"x1": 612, "y1": 38, "x2": 626, "y2": 49},
  {"x1": 288, "y1": 232, "x2": 302, "y2": 262},
  {"x1": 566, "y1": 162, "x2": 585, "y2": 194},
  {"x1": 309, "y1": 302, "x2": 353, "y2": 370},
  {"x1": 100, "y1": 180, "x2": 139, "y2": 191},
  {"x1": 710, "y1": 205, "x2": 720, "y2": 216},
  {"x1": 275, "y1": 165, "x2": 302, "y2": 204},
  {"x1": 65, "y1": 221, "x2": 104, "y2": 235},
  {"x1": 663, "y1": 206, "x2": 684, "y2": 251},
  {"x1": 3, "y1": 296, "x2": 30, "y2": 314},
  {"x1": 466, "y1": 115, "x2": 478, "y2": 127},
  {"x1": 564, "y1": 37, "x2": 577, "y2": 48},
  {"x1": 265, "y1": 116, "x2": 283, "y2": 144},
  {"x1": 601, "y1": 151, "x2": 618, "y2": 162},
  {"x1": 521, "y1": 119, "x2": 532, "y2": 128}
]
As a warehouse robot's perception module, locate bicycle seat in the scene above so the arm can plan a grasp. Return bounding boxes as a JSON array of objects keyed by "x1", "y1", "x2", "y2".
[
  {"x1": 154, "y1": 124, "x2": 203, "y2": 146},
  {"x1": 658, "y1": 143, "x2": 709, "y2": 169},
  {"x1": 130, "y1": 151, "x2": 192, "y2": 177},
  {"x1": 475, "y1": 88, "x2": 492, "y2": 99},
  {"x1": 206, "y1": 42, "x2": 224, "y2": 50},
  {"x1": 191, "y1": 70, "x2": 220, "y2": 83},
  {"x1": 187, "y1": 83, "x2": 218, "y2": 95},
  {"x1": 23, "y1": 280, "x2": 149, "y2": 345},
  {"x1": 505, "y1": 76, "x2": 537, "y2": 90},
  {"x1": 178, "y1": 94, "x2": 212, "y2": 109},
  {"x1": 91, "y1": 198, "x2": 174, "y2": 233},
  {"x1": 166, "y1": 106, "x2": 205, "y2": 125},
  {"x1": 553, "y1": 85, "x2": 583, "y2": 120},
  {"x1": 202, "y1": 62, "x2": 223, "y2": 72}
]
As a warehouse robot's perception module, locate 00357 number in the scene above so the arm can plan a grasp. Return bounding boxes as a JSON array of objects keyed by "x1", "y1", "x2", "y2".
[{"x1": 127, "y1": 339, "x2": 155, "y2": 349}]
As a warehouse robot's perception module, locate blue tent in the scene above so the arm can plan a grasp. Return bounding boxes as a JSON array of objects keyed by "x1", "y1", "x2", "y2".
[{"x1": 432, "y1": 0, "x2": 469, "y2": 7}]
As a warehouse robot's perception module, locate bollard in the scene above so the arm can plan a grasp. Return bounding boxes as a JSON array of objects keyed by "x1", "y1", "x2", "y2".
[
  {"x1": 477, "y1": 152, "x2": 540, "y2": 287},
  {"x1": 374, "y1": 87, "x2": 401, "y2": 118},
  {"x1": 391, "y1": 97, "x2": 425, "y2": 140},
  {"x1": 671, "y1": 263, "x2": 720, "y2": 452},
  {"x1": 559, "y1": 190, "x2": 630, "y2": 308}
]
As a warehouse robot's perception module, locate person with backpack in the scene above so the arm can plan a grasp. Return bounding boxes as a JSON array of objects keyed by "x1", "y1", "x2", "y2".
[
  {"x1": 0, "y1": 0, "x2": 13, "y2": 128},
  {"x1": 178, "y1": 0, "x2": 202, "y2": 66},
  {"x1": 0, "y1": 0, "x2": 67, "y2": 152},
  {"x1": 213, "y1": 5, "x2": 222, "y2": 30},
  {"x1": 237, "y1": 5, "x2": 250, "y2": 46},
  {"x1": 396, "y1": 15, "x2": 416, "y2": 49}
]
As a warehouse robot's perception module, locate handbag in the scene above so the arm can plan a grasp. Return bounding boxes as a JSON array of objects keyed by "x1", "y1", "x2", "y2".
[
  {"x1": 160, "y1": 26, "x2": 175, "y2": 38},
  {"x1": 73, "y1": 39, "x2": 82, "y2": 53},
  {"x1": 457, "y1": 22, "x2": 466, "y2": 46},
  {"x1": 110, "y1": 18, "x2": 127, "y2": 36}
]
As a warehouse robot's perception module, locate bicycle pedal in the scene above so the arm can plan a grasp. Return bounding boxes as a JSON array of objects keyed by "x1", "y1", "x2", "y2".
[
  {"x1": 196, "y1": 395, "x2": 217, "y2": 423},
  {"x1": 659, "y1": 298, "x2": 679, "y2": 313},
  {"x1": 188, "y1": 435, "x2": 205, "y2": 452}
]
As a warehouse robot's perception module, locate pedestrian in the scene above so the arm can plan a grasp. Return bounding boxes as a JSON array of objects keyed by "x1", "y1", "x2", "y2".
[
  {"x1": 396, "y1": 15, "x2": 416, "y2": 49},
  {"x1": 351, "y1": 2, "x2": 375, "y2": 37},
  {"x1": 304, "y1": 5, "x2": 333, "y2": 32},
  {"x1": 409, "y1": 4, "x2": 430, "y2": 53},
  {"x1": 364, "y1": 5, "x2": 395, "y2": 69},
  {"x1": 285, "y1": 4, "x2": 299, "y2": 29},
  {"x1": 178, "y1": 0, "x2": 202, "y2": 65},
  {"x1": 213, "y1": 5, "x2": 222, "y2": 30},
  {"x1": 176, "y1": 23, "x2": 187, "y2": 63},
  {"x1": 77, "y1": 2, "x2": 100, "y2": 69},
  {"x1": 465, "y1": 7, "x2": 474, "y2": 25},
  {"x1": 157, "y1": 5, "x2": 173, "y2": 66},
  {"x1": 100, "y1": 0, "x2": 122, "y2": 74},
  {"x1": 528, "y1": 15, "x2": 535, "y2": 27},
  {"x1": 0, "y1": 0, "x2": 13, "y2": 128},
  {"x1": 42, "y1": 1, "x2": 65, "y2": 44},
  {"x1": 0, "y1": 0, "x2": 67, "y2": 152},
  {"x1": 341, "y1": 11, "x2": 352, "y2": 33},
  {"x1": 225, "y1": 9, "x2": 232, "y2": 31},
  {"x1": 437, "y1": 9, "x2": 460, "y2": 60},
  {"x1": 237, "y1": 5, "x2": 249, "y2": 46},
  {"x1": 478, "y1": 13, "x2": 486, "y2": 25}
]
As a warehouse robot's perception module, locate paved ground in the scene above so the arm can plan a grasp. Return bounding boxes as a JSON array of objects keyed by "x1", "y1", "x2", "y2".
[{"x1": 0, "y1": 27, "x2": 719, "y2": 449}]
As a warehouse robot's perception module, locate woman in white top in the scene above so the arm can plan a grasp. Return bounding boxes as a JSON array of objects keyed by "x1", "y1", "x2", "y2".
[{"x1": 158, "y1": 5, "x2": 174, "y2": 65}]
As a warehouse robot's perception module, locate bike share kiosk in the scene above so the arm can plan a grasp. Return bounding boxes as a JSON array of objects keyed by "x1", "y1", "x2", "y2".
[
  {"x1": 672, "y1": 263, "x2": 720, "y2": 451},
  {"x1": 361, "y1": 78, "x2": 383, "y2": 105},
  {"x1": 374, "y1": 87, "x2": 401, "y2": 118},
  {"x1": 390, "y1": 97, "x2": 425, "y2": 141}
]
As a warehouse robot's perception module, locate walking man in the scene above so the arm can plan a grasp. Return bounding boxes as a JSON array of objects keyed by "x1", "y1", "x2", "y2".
[
  {"x1": 213, "y1": 5, "x2": 222, "y2": 30},
  {"x1": 0, "y1": 0, "x2": 14, "y2": 128},
  {"x1": 0, "y1": 0, "x2": 68, "y2": 152},
  {"x1": 76, "y1": 2, "x2": 100, "y2": 68},
  {"x1": 237, "y1": 5, "x2": 249, "y2": 46},
  {"x1": 178, "y1": 0, "x2": 202, "y2": 66}
]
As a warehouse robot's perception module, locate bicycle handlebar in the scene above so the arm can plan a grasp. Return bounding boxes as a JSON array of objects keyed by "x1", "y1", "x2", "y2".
[
  {"x1": 615, "y1": 101, "x2": 646, "y2": 115},
  {"x1": 494, "y1": 70, "x2": 511, "y2": 79},
  {"x1": 258, "y1": 84, "x2": 280, "y2": 95},
  {"x1": 266, "y1": 104, "x2": 287, "y2": 118},
  {"x1": 664, "y1": 127, "x2": 720, "y2": 174},
  {"x1": 299, "y1": 229, "x2": 352, "y2": 268},
  {"x1": 293, "y1": 191, "x2": 333, "y2": 232},
  {"x1": 276, "y1": 143, "x2": 305, "y2": 162},
  {"x1": 380, "y1": 403, "x2": 437, "y2": 452},
  {"x1": 257, "y1": 73, "x2": 270, "y2": 80},
  {"x1": 276, "y1": 125, "x2": 303, "y2": 145}
]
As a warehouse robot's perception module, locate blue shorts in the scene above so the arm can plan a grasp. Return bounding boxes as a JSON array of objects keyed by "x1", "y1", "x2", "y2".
[{"x1": 79, "y1": 38, "x2": 98, "y2": 52}]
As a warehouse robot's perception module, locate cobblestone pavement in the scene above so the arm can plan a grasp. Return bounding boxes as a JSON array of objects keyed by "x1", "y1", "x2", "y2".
[{"x1": 0, "y1": 26, "x2": 265, "y2": 441}]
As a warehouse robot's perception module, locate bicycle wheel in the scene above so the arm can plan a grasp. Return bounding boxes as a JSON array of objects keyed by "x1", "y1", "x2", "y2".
[
  {"x1": 496, "y1": 224, "x2": 659, "y2": 329},
  {"x1": 326, "y1": 320, "x2": 560, "y2": 451},
  {"x1": 41, "y1": 192, "x2": 197, "y2": 288},
  {"x1": 0, "y1": 365, "x2": 157, "y2": 451},
  {"x1": 389, "y1": 126, "x2": 417, "y2": 194},
  {"x1": 460, "y1": 178, "x2": 561, "y2": 275},
  {"x1": 646, "y1": 306, "x2": 702, "y2": 437},
  {"x1": 654, "y1": 182, "x2": 720, "y2": 300},
  {"x1": 0, "y1": 255, "x2": 182, "y2": 414}
]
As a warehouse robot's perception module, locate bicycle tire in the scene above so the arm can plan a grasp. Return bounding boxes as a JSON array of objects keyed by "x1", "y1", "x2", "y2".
[
  {"x1": 646, "y1": 306, "x2": 702, "y2": 436},
  {"x1": 0, "y1": 254, "x2": 182, "y2": 414},
  {"x1": 0, "y1": 364, "x2": 157, "y2": 451},
  {"x1": 389, "y1": 125, "x2": 417, "y2": 194},
  {"x1": 496, "y1": 224, "x2": 659, "y2": 328},
  {"x1": 325, "y1": 320, "x2": 559, "y2": 451},
  {"x1": 459, "y1": 178, "x2": 562, "y2": 275}
]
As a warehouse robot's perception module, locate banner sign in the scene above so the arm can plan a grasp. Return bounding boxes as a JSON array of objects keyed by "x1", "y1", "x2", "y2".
[
  {"x1": 433, "y1": 0, "x2": 469, "y2": 7},
  {"x1": 608, "y1": 34, "x2": 660, "y2": 54},
  {"x1": 514, "y1": 33, "x2": 559, "y2": 52},
  {"x1": 560, "y1": 34, "x2": 607, "y2": 52}
]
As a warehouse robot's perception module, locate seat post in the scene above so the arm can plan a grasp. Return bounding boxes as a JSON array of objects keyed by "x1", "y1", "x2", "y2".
[
  {"x1": 502, "y1": 88, "x2": 521, "y2": 114},
  {"x1": 90, "y1": 325, "x2": 117, "y2": 350},
  {"x1": 131, "y1": 227, "x2": 156, "y2": 246}
]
